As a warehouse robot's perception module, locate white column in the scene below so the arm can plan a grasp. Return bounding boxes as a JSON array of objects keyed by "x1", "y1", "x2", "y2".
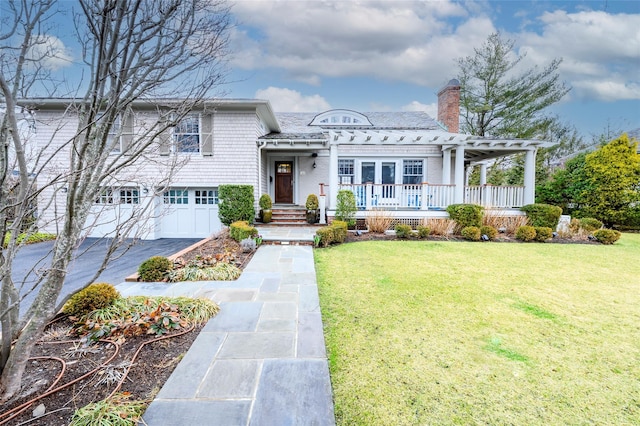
[
  {"x1": 329, "y1": 143, "x2": 338, "y2": 210},
  {"x1": 454, "y1": 145, "x2": 465, "y2": 204},
  {"x1": 442, "y1": 148, "x2": 451, "y2": 184},
  {"x1": 523, "y1": 149, "x2": 536, "y2": 205},
  {"x1": 479, "y1": 163, "x2": 487, "y2": 185}
]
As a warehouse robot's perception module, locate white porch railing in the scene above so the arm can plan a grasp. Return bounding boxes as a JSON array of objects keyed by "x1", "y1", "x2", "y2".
[{"x1": 337, "y1": 183, "x2": 524, "y2": 210}]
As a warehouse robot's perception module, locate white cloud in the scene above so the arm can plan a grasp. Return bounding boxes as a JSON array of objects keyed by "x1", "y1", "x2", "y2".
[
  {"x1": 402, "y1": 101, "x2": 437, "y2": 118},
  {"x1": 517, "y1": 10, "x2": 640, "y2": 101},
  {"x1": 26, "y1": 35, "x2": 72, "y2": 70},
  {"x1": 230, "y1": 0, "x2": 484, "y2": 87},
  {"x1": 255, "y1": 87, "x2": 331, "y2": 112},
  {"x1": 231, "y1": 2, "x2": 639, "y2": 103}
]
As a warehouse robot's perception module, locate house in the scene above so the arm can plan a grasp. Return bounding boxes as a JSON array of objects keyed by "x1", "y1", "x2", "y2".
[{"x1": 25, "y1": 80, "x2": 552, "y2": 240}]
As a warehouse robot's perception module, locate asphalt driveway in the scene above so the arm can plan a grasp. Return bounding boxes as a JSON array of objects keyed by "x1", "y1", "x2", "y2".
[{"x1": 12, "y1": 237, "x2": 200, "y2": 313}]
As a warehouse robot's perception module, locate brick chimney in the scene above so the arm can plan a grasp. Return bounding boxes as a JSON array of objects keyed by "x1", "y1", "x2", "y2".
[{"x1": 437, "y1": 79, "x2": 460, "y2": 133}]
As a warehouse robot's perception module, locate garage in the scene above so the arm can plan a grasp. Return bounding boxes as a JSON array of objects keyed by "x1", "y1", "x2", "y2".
[{"x1": 159, "y1": 188, "x2": 222, "y2": 238}]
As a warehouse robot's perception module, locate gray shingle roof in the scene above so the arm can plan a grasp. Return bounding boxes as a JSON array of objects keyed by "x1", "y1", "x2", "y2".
[{"x1": 262, "y1": 111, "x2": 441, "y2": 139}]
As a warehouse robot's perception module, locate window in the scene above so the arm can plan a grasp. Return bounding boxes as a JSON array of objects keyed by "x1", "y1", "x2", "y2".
[
  {"x1": 119, "y1": 188, "x2": 139, "y2": 204},
  {"x1": 163, "y1": 189, "x2": 188, "y2": 204},
  {"x1": 277, "y1": 163, "x2": 292, "y2": 173},
  {"x1": 173, "y1": 115, "x2": 200, "y2": 153},
  {"x1": 108, "y1": 115, "x2": 122, "y2": 153},
  {"x1": 96, "y1": 188, "x2": 114, "y2": 204},
  {"x1": 195, "y1": 189, "x2": 218, "y2": 205},
  {"x1": 403, "y1": 160, "x2": 423, "y2": 184},
  {"x1": 338, "y1": 159, "x2": 354, "y2": 184},
  {"x1": 309, "y1": 110, "x2": 372, "y2": 126}
]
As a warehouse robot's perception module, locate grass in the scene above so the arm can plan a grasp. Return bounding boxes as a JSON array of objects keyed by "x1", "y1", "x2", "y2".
[
  {"x1": 315, "y1": 234, "x2": 640, "y2": 425},
  {"x1": 3, "y1": 231, "x2": 56, "y2": 247}
]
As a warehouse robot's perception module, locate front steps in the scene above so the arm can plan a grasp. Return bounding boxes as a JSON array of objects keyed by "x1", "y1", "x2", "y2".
[{"x1": 267, "y1": 205, "x2": 308, "y2": 225}]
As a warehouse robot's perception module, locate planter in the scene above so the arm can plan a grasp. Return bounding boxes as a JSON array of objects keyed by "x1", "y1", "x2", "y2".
[
  {"x1": 306, "y1": 210, "x2": 317, "y2": 224},
  {"x1": 261, "y1": 209, "x2": 272, "y2": 223}
]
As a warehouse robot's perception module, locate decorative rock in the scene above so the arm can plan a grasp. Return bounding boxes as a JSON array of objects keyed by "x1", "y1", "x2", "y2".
[{"x1": 32, "y1": 403, "x2": 46, "y2": 417}]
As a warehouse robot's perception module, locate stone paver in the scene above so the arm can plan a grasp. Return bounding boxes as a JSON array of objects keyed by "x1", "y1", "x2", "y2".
[{"x1": 119, "y1": 241, "x2": 336, "y2": 426}]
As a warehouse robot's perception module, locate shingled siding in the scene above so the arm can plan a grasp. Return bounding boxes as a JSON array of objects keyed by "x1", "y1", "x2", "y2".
[{"x1": 33, "y1": 108, "x2": 264, "y2": 236}]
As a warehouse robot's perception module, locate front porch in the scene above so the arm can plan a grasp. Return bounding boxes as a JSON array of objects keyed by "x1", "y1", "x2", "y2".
[{"x1": 338, "y1": 183, "x2": 525, "y2": 210}]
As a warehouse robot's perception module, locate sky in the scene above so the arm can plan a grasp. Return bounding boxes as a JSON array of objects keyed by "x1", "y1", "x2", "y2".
[
  {"x1": 10, "y1": 0, "x2": 640, "y2": 140},
  {"x1": 223, "y1": 0, "x2": 640, "y2": 140}
]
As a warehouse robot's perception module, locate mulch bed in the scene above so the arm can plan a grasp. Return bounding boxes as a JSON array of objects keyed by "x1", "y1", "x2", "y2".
[{"x1": 1, "y1": 321, "x2": 203, "y2": 426}]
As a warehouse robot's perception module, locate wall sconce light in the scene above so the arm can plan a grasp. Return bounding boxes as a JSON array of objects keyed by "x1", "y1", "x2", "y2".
[
  {"x1": 313, "y1": 161, "x2": 317, "y2": 169},
  {"x1": 142, "y1": 187, "x2": 149, "y2": 195},
  {"x1": 61, "y1": 187, "x2": 68, "y2": 193}
]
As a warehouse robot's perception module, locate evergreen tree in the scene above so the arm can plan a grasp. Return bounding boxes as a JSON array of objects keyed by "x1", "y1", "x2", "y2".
[
  {"x1": 582, "y1": 134, "x2": 640, "y2": 227},
  {"x1": 457, "y1": 33, "x2": 570, "y2": 139}
]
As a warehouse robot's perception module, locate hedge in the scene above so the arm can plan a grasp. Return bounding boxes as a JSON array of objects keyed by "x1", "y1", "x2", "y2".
[{"x1": 218, "y1": 185, "x2": 255, "y2": 226}]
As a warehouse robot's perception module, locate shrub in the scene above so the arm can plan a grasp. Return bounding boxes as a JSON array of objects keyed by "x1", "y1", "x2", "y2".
[
  {"x1": 315, "y1": 227, "x2": 335, "y2": 247},
  {"x1": 593, "y1": 229, "x2": 621, "y2": 245},
  {"x1": 218, "y1": 185, "x2": 255, "y2": 226},
  {"x1": 579, "y1": 217, "x2": 603, "y2": 232},
  {"x1": 259, "y1": 193, "x2": 272, "y2": 210},
  {"x1": 416, "y1": 225, "x2": 430, "y2": 239},
  {"x1": 483, "y1": 212, "x2": 528, "y2": 235},
  {"x1": 534, "y1": 226, "x2": 553, "y2": 242},
  {"x1": 169, "y1": 263, "x2": 242, "y2": 281},
  {"x1": 306, "y1": 194, "x2": 319, "y2": 210},
  {"x1": 425, "y1": 218, "x2": 455, "y2": 236},
  {"x1": 336, "y1": 190, "x2": 357, "y2": 228},
  {"x1": 63, "y1": 283, "x2": 120, "y2": 318},
  {"x1": 461, "y1": 226, "x2": 481, "y2": 241},
  {"x1": 479, "y1": 225, "x2": 497, "y2": 241},
  {"x1": 331, "y1": 220, "x2": 348, "y2": 243},
  {"x1": 515, "y1": 225, "x2": 536, "y2": 242},
  {"x1": 395, "y1": 224, "x2": 413, "y2": 239},
  {"x1": 365, "y1": 209, "x2": 394, "y2": 233},
  {"x1": 569, "y1": 218, "x2": 581, "y2": 234},
  {"x1": 230, "y1": 220, "x2": 258, "y2": 242},
  {"x1": 138, "y1": 256, "x2": 172, "y2": 282},
  {"x1": 521, "y1": 203, "x2": 562, "y2": 229},
  {"x1": 446, "y1": 204, "x2": 483, "y2": 230}
]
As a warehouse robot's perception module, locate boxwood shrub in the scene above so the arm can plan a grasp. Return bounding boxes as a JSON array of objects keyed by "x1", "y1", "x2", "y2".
[
  {"x1": 520, "y1": 203, "x2": 562, "y2": 229},
  {"x1": 218, "y1": 185, "x2": 255, "y2": 226},
  {"x1": 534, "y1": 226, "x2": 553, "y2": 242},
  {"x1": 446, "y1": 204, "x2": 483, "y2": 229},
  {"x1": 138, "y1": 256, "x2": 172, "y2": 282},
  {"x1": 416, "y1": 225, "x2": 430, "y2": 239},
  {"x1": 315, "y1": 220, "x2": 348, "y2": 247},
  {"x1": 230, "y1": 220, "x2": 258, "y2": 242},
  {"x1": 394, "y1": 224, "x2": 412, "y2": 239},
  {"x1": 63, "y1": 283, "x2": 120, "y2": 318},
  {"x1": 515, "y1": 225, "x2": 537, "y2": 242},
  {"x1": 479, "y1": 225, "x2": 497, "y2": 241},
  {"x1": 461, "y1": 226, "x2": 481, "y2": 241},
  {"x1": 593, "y1": 229, "x2": 621, "y2": 245}
]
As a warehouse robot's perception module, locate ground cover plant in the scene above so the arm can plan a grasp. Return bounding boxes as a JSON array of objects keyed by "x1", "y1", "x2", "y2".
[{"x1": 315, "y1": 234, "x2": 640, "y2": 425}]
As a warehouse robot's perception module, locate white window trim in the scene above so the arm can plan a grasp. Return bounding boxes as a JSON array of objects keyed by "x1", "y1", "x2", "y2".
[{"x1": 172, "y1": 114, "x2": 201, "y2": 154}]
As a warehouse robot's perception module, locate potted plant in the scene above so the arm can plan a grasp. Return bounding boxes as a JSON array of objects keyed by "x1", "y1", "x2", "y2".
[
  {"x1": 259, "y1": 193, "x2": 272, "y2": 223},
  {"x1": 306, "y1": 194, "x2": 319, "y2": 224}
]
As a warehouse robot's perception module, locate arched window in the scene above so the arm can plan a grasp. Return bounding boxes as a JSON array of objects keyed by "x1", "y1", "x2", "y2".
[{"x1": 309, "y1": 110, "x2": 372, "y2": 126}]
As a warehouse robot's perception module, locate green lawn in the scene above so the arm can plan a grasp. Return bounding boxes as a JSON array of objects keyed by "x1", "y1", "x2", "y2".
[{"x1": 315, "y1": 235, "x2": 640, "y2": 425}]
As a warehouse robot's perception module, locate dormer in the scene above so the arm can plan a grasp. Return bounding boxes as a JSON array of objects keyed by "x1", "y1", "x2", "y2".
[{"x1": 309, "y1": 109, "x2": 372, "y2": 126}]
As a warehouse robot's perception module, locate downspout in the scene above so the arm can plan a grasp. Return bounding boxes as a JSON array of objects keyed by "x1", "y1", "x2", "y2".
[{"x1": 258, "y1": 140, "x2": 267, "y2": 199}]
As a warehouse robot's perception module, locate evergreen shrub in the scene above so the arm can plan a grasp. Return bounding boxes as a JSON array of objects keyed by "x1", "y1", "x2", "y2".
[
  {"x1": 63, "y1": 283, "x2": 120, "y2": 318},
  {"x1": 521, "y1": 203, "x2": 562, "y2": 229},
  {"x1": 446, "y1": 204, "x2": 483, "y2": 229},
  {"x1": 515, "y1": 225, "x2": 537, "y2": 242},
  {"x1": 230, "y1": 220, "x2": 258, "y2": 242},
  {"x1": 218, "y1": 185, "x2": 255, "y2": 225},
  {"x1": 534, "y1": 226, "x2": 553, "y2": 242},
  {"x1": 138, "y1": 256, "x2": 172, "y2": 282},
  {"x1": 593, "y1": 229, "x2": 621, "y2": 245},
  {"x1": 461, "y1": 226, "x2": 481, "y2": 241}
]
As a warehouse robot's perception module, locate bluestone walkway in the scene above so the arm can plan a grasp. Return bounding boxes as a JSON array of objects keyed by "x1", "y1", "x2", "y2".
[{"x1": 116, "y1": 243, "x2": 335, "y2": 426}]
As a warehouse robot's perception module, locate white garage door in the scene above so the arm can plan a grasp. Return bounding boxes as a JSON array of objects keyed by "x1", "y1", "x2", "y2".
[
  {"x1": 160, "y1": 188, "x2": 222, "y2": 238},
  {"x1": 86, "y1": 187, "x2": 143, "y2": 238}
]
